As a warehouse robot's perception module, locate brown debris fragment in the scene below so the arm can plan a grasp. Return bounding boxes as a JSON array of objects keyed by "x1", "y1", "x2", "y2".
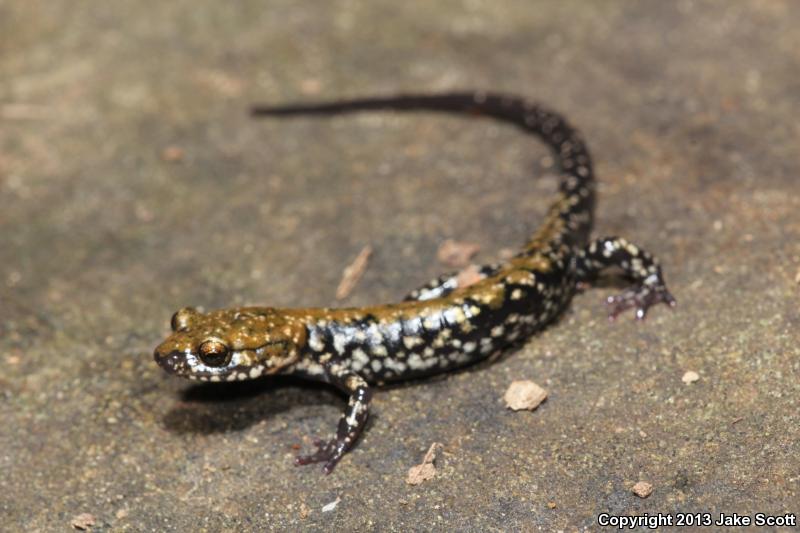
[
  {"x1": 455, "y1": 264, "x2": 483, "y2": 288},
  {"x1": 134, "y1": 203, "x2": 155, "y2": 223},
  {"x1": 632, "y1": 481, "x2": 653, "y2": 498},
  {"x1": 300, "y1": 78, "x2": 322, "y2": 95},
  {"x1": 504, "y1": 380, "x2": 548, "y2": 411},
  {"x1": 194, "y1": 69, "x2": 244, "y2": 97},
  {"x1": 547, "y1": 501, "x2": 557, "y2": 509},
  {"x1": 335, "y1": 245, "x2": 372, "y2": 299},
  {"x1": 71, "y1": 513, "x2": 96, "y2": 530},
  {"x1": 161, "y1": 146, "x2": 185, "y2": 162},
  {"x1": 406, "y1": 442, "x2": 442, "y2": 485},
  {"x1": 498, "y1": 248, "x2": 515, "y2": 260},
  {"x1": 437, "y1": 239, "x2": 480, "y2": 268},
  {"x1": 298, "y1": 502, "x2": 310, "y2": 519}
]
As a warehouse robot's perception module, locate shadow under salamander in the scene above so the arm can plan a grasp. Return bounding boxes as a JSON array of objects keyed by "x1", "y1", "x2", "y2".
[{"x1": 162, "y1": 376, "x2": 345, "y2": 435}]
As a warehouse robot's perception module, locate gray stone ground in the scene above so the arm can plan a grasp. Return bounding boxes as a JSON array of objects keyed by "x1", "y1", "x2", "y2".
[{"x1": 1, "y1": 1, "x2": 798, "y2": 531}]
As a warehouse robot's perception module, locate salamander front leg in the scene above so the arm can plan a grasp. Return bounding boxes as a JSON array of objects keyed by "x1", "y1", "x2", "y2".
[
  {"x1": 294, "y1": 362, "x2": 372, "y2": 474},
  {"x1": 573, "y1": 236, "x2": 676, "y2": 320}
]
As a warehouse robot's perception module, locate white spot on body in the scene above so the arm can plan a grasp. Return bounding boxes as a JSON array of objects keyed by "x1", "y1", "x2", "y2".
[
  {"x1": 367, "y1": 325, "x2": 384, "y2": 344},
  {"x1": 309, "y1": 334, "x2": 325, "y2": 352},
  {"x1": 384, "y1": 358, "x2": 407, "y2": 374},
  {"x1": 407, "y1": 353, "x2": 438, "y2": 371},
  {"x1": 351, "y1": 348, "x2": 369, "y2": 371},
  {"x1": 333, "y1": 333, "x2": 347, "y2": 354},
  {"x1": 403, "y1": 336, "x2": 424, "y2": 350},
  {"x1": 372, "y1": 344, "x2": 388, "y2": 357}
]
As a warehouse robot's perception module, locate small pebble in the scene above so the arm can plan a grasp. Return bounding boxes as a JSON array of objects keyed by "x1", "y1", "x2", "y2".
[
  {"x1": 632, "y1": 481, "x2": 653, "y2": 498},
  {"x1": 71, "y1": 513, "x2": 95, "y2": 530},
  {"x1": 321, "y1": 497, "x2": 341, "y2": 513},
  {"x1": 504, "y1": 380, "x2": 548, "y2": 411},
  {"x1": 681, "y1": 371, "x2": 700, "y2": 384}
]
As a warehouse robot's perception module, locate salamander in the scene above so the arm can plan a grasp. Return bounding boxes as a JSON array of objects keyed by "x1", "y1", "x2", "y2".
[{"x1": 154, "y1": 92, "x2": 675, "y2": 473}]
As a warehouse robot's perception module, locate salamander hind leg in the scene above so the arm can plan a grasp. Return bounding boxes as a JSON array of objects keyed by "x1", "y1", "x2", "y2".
[
  {"x1": 294, "y1": 362, "x2": 372, "y2": 474},
  {"x1": 572, "y1": 236, "x2": 676, "y2": 320}
]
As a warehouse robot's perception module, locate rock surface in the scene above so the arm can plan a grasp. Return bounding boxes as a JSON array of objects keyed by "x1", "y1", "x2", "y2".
[{"x1": 2, "y1": 1, "x2": 798, "y2": 530}]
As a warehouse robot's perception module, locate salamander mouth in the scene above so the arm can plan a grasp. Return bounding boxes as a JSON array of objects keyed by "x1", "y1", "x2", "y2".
[
  {"x1": 154, "y1": 344, "x2": 277, "y2": 381},
  {"x1": 155, "y1": 350, "x2": 251, "y2": 381},
  {"x1": 154, "y1": 349, "x2": 200, "y2": 376}
]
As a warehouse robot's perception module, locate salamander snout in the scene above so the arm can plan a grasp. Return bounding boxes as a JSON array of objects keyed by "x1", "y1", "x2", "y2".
[{"x1": 153, "y1": 347, "x2": 188, "y2": 375}]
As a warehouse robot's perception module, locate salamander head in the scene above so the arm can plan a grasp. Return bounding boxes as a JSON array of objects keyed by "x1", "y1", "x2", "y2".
[{"x1": 153, "y1": 307, "x2": 306, "y2": 382}]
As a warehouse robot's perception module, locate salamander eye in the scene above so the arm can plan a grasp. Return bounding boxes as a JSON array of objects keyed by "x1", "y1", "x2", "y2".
[
  {"x1": 171, "y1": 307, "x2": 198, "y2": 332},
  {"x1": 198, "y1": 340, "x2": 231, "y2": 367}
]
